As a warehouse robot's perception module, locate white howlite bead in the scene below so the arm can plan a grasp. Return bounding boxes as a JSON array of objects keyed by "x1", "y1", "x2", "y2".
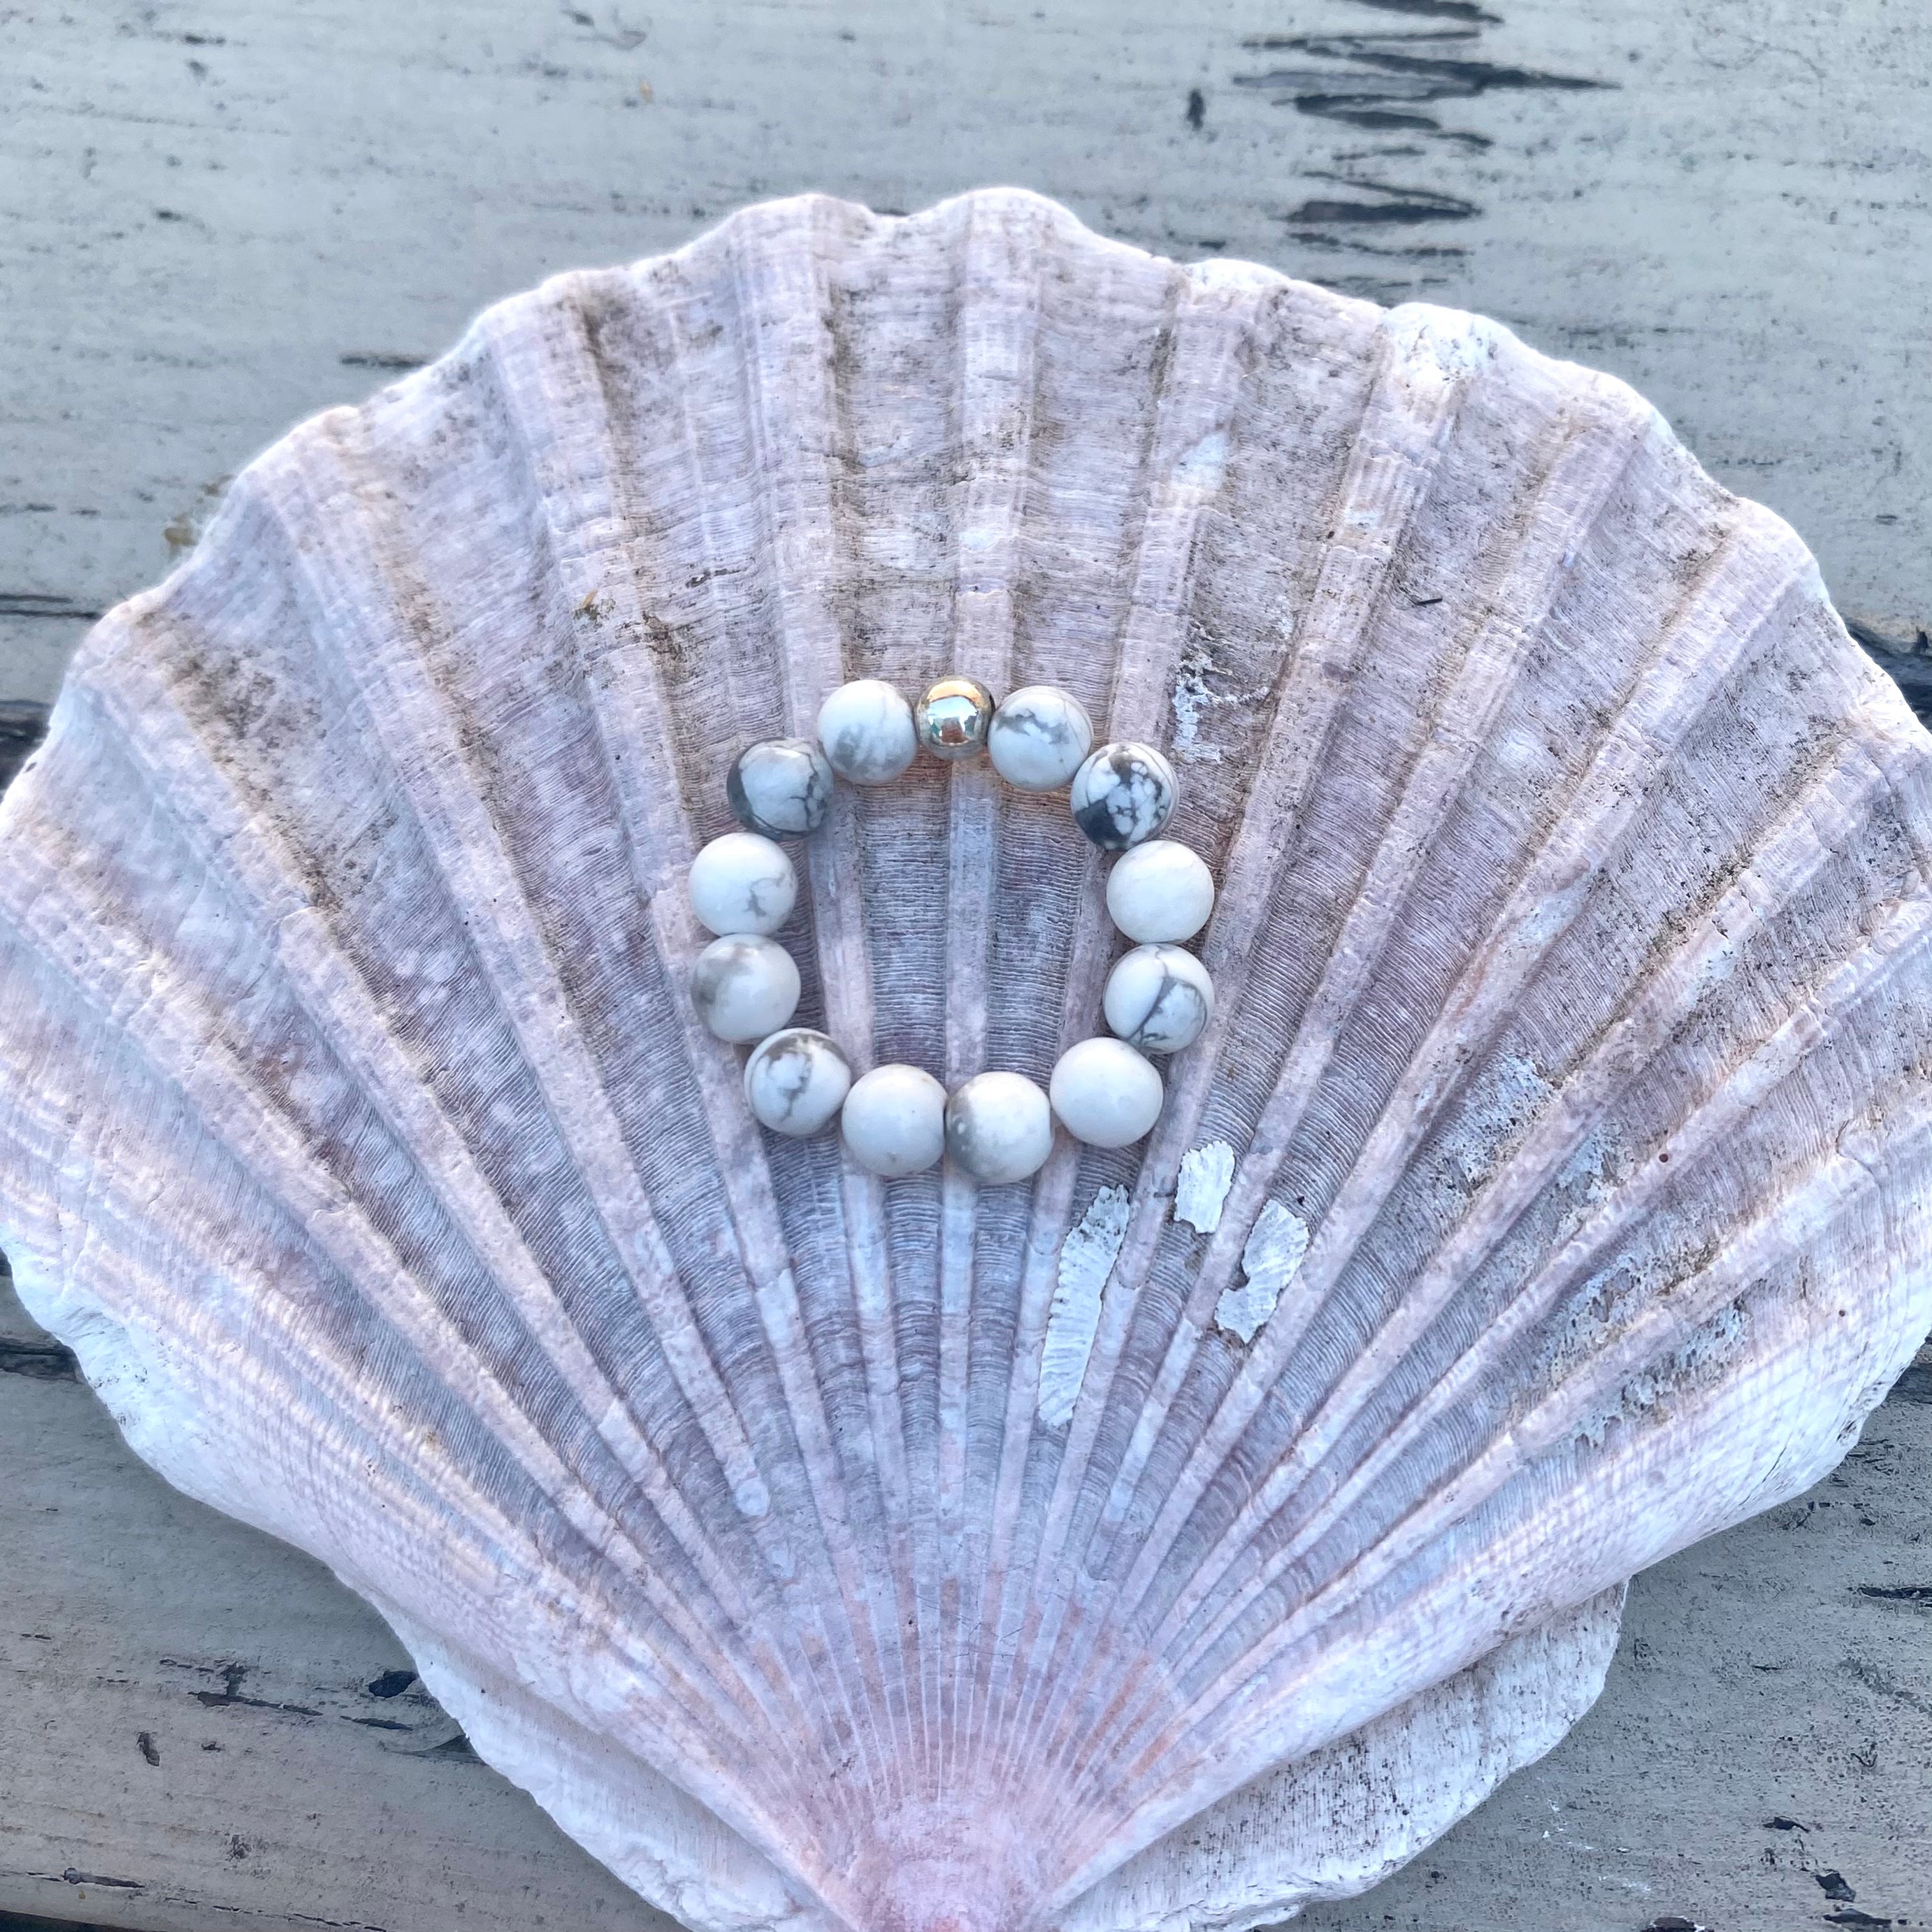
[
  {"x1": 1049, "y1": 1037, "x2": 1164, "y2": 1148},
  {"x1": 1106, "y1": 839, "x2": 1215, "y2": 943},
  {"x1": 690, "y1": 935, "x2": 800, "y2": 1044},
  {"x1": 817, "y1": 679, "x2": 916, "y2": 784},
  {"x1": 944, "y1": 1071, "x2": 1054, "y2": 1183},
  {"x1": 1070, "y1": 740, "x2": 1178, "y2": 849},
  {"x1": 841, "y1": 1065, "x2": 948, "y2": 1178},
  {"x1": 744, "y1": 1028, "x2": 851, "y2": 1137},
  {"x1": 988, "y1": 686, "x2": 1095, "y2": 791},
  {"x1": 687, "y1": 832, "x2": 798, "y2": 937},
  {"x1": 1104, "y1": 944, "x2": 1214, "y2": 1054},
  {"x1": 728, "y1": 737, "x2": 834, "y2": 837}
]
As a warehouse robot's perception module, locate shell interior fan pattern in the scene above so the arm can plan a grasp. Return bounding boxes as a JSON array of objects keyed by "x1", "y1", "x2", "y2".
[{"x1": 1, "y1": 189, "x2": 1930, "y2": 1932}]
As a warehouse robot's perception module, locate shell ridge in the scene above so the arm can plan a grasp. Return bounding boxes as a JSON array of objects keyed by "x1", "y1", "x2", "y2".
[
  {"x1": 73, "y1": 643, "x2": 779, "y2": 1659},
  {"x1": 1004, "y1": 294, "x2": 1485, "y2": 1671},
  {"x1": 719, "y1": 202, "x2": 950, "y2": 1825},
  {"x1": 981, "y1": 263, "x2": 1281, "y2": 1787},
  {"x1": 1240, "y1": 697, "x2": 1931, "y2": 1519},
  {"x1": 1206, "y1": 526, "x2": 1822, "y2": 1339},
  {"x1": 1165, "y1": 1057, "x2": 1926, "y2": 1713},
  {"x1": 1021, "y1": 343, "x2": 1745, "y2": 1806},
  {"x1": 1084, "y1": 516, "x2": 1822, "y2": 1678},
  {"x1": 984, "y1": 258, "x2": 1213, "y2": 1648},
  {"x1": 81, "y1": 679, "x2": 807, "y2": 1754},
  {"x1": 259, "y1": 419, "x2": 796, "y2": 1557},
  {"x1": 489, "y1": 263, "x2": 910, "y2": 1828},
  {"x1": 0, "y1": 878, "x2": 784, "y2": 1814},
  {"x1": 0, "y1": 823, "x2": 673, "y2": 1585},
  {"x1": 1000, "y1": 301, "x2": 1494, "y2": 1788},
  {"x1": 1150, "y1": 705, "x2": 1924, "y2": 1672},
  {"x1": 1213, "y1": 606, "x2": 1908, "y2": 1615},
  {"x1": 1059, "y1": 1587, "x2": 1623, "y2": 1932},
  {"x1": 1122, "y1": 1144, "x2": 1932, "y2": 1870},
  {"x1": 974, "y1": 248, "x2": 1206, "y2": 1785},
  {"x1": 988, "y1": 266, "x2": 1308, "y2": 1771},
  {"x1": 1081, "y1": 1393, "x2": 1741, "y2": 1885},
  {"x1": 935, "y1": 191, "x2": 1050, "y2": 1797},
  {"x1": 1058, "y1": 1439, "x2": 1647, "y2": 1902},
  {"x1": 62, "y1": 1207, "x2": 781, "y2": 1819},
  {"x1": 1078, "y1": 371, "x2": 1655, "y2": 1600},
  {"x1": 603, "y1": 235, "x2": 930, "y2": 1778},
  {"x1": 537, "y1": 264, "x2": 935, "y2": 1831},
  {"x1": 383, "y1": 1608, "x2": 842, "y2": 1932},
  {"x1": 707, "y1": 210, "x2": 935, "y2": 1781},
  {"x1": 1097, "y1": 860, "x2": 1932, "y2": 1824},
  {"x1": 243, "y1": 414, "x2": 887, "y2": 1845}
]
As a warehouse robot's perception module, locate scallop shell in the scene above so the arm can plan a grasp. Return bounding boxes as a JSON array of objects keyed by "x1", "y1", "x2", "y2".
[{"x1": 2, "y1": 189, "x2": 1929, "y2": 1932}]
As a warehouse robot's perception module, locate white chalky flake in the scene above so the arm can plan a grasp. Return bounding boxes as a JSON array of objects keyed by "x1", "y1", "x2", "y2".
[
  {"x1": 1174, "y1": 1141, "x2": 1236, "y2": 1233},
  {"x1": 1216, "y1": 1200, "x2": 1310, "y2": 1344},
  {"x1": 1038, "y1": 1185, "x2": 1131, "y2": 1428}
]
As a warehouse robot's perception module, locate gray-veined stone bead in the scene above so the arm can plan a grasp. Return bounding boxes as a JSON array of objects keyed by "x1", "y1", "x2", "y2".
[
  {"x1": 1069, "y1": 740, "x2": 1177, "y2": 849},
  {"x1": 1103, "y1": 944, "x2": 1214, "y2": 1054},
  {"x1": 687, "y1": 832, "x2": 797, "y2": 937},
  {"x1": 691, "y1": 935, "x2": 800, "y2": 1044},
  {"x1": 841, "y1": 1064, "x2": 948, "y2": 1177},
  {"x1": 944, "y1": 1070, "x2": 1053, "y2": 1183},
  {"x1": 744, "y1": 1028, "x2": 851, "y2": 1137},
  {"x1": 987, "y1": 685, "x2": 1094, "y2": 791},
  {"x1": 914, "y1": 675, "x2": 997, "y2": 762},
  {"x1": 727, "y1": 737, "x2": 833, "y2": 837},
  {"x1": 1105, "y1": 839, "x2": 1213, "y2": 942},
  {"x1": 1049, "y1": 1037, "x2": 1163, "y2": 1148},
  {"x1": 817, "y1": 679, "x2": 917, "y2": 784}
]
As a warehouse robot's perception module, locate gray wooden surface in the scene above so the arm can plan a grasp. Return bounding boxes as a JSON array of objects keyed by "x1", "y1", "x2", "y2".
[{"x1": 3, "y1": 2, "x2": 1930, "y2": 1929}]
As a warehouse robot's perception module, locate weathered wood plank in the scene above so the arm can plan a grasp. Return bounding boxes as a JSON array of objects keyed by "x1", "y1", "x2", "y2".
[
  {"x1": 2, "y1": 1, "x2": 1930, "y2": 1927},
  {"x1": 1, "y1": 0, "x2": 1928, "y2": 711}
]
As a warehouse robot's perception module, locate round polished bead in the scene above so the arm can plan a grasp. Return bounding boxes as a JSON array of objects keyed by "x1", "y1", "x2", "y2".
[
  {"x1": 841, "y1": 1064, "x2": 948, "y2": 1178},
  {"x1": 1069, "y1": 740, "x2": 1178, "y2": 850},
  {"x1": 1105, "y1": 839, "x2": 1215, "y2": 942},
  {"x1": 744, "y1": 1028, "x2": 851, "y2": 1138},
  {"x1": 727, "y1": 737, "x2": 834, "y2": 838},
  {"x1": 987, "y1": 685, "x2": 1094, "y2": 791},
  {"x1": 944, "y1": 1071, "x2": 1054, "y2": 1184},
  {"x1": 1104, "y1": 944, "x2": 1214, "y2": 1054},
  {"x1": 691, "y1": 935, "x2": 800, "y2": 1044},
  {"x1": 1049, "y1": 1037, "x2": 1164, "y2": 1148},
  {"x1": 817, "y1": 679, "x2": 916, "y2": 784},
  {"x1": 914, "y1": 675, "x2": 997, "y2": 762},
  {"x1": 687, "y1": 832, "x2": 797, "y2": 937}
]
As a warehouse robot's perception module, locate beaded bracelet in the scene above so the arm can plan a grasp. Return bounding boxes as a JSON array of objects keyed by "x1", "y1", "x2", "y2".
[{"x1": 686, "y1": 676, "x2": 1216, "y2": 1184}]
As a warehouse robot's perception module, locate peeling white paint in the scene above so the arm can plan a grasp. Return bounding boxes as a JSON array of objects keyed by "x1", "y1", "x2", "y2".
[
  {"x1": 1216, "y1": 1200, "x2": 1310, "y2": 1344},
  {"x1": 1038, "y1": 1185, "x2": 1131, "y2": 1428},
  {"x1": 1175, "y1": 1141, "x2": 1236, "y2": 1233}
]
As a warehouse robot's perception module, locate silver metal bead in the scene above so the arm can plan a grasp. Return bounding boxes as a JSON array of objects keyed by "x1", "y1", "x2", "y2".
[{"x1": 914, "y1": 675, "x2": 997, "y2": 762}]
